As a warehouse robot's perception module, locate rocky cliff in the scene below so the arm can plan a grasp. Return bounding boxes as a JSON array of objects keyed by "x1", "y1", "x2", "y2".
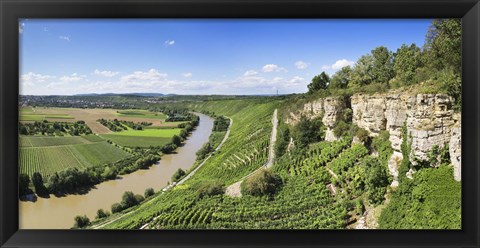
[{"x1": 287, "y1": 90, "x2": 461, "y2": 182}]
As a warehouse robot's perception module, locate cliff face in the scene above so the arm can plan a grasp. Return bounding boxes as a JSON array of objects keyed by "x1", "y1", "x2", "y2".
[{"x1": 287, "y1": 91, "x2": 461, "y2": 182}]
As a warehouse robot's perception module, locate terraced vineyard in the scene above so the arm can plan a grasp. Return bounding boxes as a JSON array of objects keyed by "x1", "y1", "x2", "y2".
[
  {"x1": 19, "y1": 137, "x2": 132, "y2": 177},
  {"x1": 98, "y1": 100, "x2": 278, "y2": 229}
]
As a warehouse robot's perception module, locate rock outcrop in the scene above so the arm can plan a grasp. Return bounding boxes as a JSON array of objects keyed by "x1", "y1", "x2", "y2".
[
  {"x1": 287, "y1": 97, "x2": 345, "y2": 142},
  {"x1": 287, "y1": 90, "x2": 461, "y2": 181}
]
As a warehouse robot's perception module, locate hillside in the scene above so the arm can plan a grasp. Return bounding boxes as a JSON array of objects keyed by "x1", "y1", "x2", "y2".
[{"x1": 91, "y1": 90, "x2": 460, "y2": 229}]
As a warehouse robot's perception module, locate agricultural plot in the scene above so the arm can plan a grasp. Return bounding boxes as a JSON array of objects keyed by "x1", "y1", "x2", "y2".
[
  {"x1": 19, "y1": 135, "x2": 101, "y2": 147},
  {"x1": 20, "y1": 107, "x2": 175, "y2": 134},
  {"x1": 116, "y1": 109, "x2": 168, "y2": 119},
  {"x1": 19, "y1": 113, "x2": 74, "y2": 122},
  {"x1": 19, "y1": 141, "x2": 131, "y2": 177},
  {"x1": 100, "y1": 128, "x2": 180, "y2": 147},
  {"x1": 100, "y1": 135, "x2": 172, "y2": 148}
]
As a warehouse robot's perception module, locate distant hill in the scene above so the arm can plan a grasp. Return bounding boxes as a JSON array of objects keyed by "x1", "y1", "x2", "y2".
[{"x1": 74, "y1": 93, "x2": 175, "y2": 97}]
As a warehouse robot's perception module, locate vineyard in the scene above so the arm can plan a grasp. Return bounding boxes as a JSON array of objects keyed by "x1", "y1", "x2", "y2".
[
  {"x1": 20, "y1": 140, "x2": 132, "y2": 177},
  {"x1": 20, "y1": 135, "x2": 99, "y2": 147}
]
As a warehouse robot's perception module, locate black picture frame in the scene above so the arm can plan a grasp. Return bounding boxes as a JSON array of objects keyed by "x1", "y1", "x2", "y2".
[{"x1": 1, "y1": 0, "x2": 479, "y2": 247}]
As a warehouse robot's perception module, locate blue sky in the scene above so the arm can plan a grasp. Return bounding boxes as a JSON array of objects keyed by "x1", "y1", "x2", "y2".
[{"x1": 19, "y1": 19, "x2": 432, "y2": 95}]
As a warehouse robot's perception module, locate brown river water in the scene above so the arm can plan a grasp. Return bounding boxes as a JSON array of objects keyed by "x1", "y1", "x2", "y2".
[{"x1": 19, "y1": 113, "x2": 214, "y2": 229}]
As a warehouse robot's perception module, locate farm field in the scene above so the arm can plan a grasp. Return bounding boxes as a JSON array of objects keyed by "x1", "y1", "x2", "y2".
[
  {"x1": 20, "y1": 135, "x2": 98, "y2": 147},
  {"x1": 19, "y1": 107, "x2": 176, "y2": 134},
  {"x1": 100, "y1": 128, "x2": 181, "y2": 147},
  {"x1": 19, "y1": 136, "x2": 132, "y2": 177},
  {"x1": 116, "y1": 109, "x2": 168, "y2": 119},
  {"x1": 99, "y1": 135, "x2": 171, "y2": 148}
]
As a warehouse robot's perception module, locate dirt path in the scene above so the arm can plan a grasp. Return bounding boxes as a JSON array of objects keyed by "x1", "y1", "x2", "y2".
[{"x1": 225, "y1": 109, "x2": 277, "y2": 197}]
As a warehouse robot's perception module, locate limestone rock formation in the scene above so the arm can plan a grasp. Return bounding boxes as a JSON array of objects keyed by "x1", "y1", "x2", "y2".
[{"x1": 287, "y1": 90, "x2": 461, "y2": 181}]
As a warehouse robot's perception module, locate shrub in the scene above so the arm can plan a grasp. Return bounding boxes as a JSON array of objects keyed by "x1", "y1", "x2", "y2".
[
  {"x1": 144, "y1": 188, "x2": 155, "y2": 198},
  {"x1": 171, "y1": 168, "x2": 186, "y2": 182},
  {"x1": 111, "y1": 203, "x2": 123, "y2": 213},
  {"x1": 134, "y1": 194, "x2": 145, "y2": 203},
  {"x1": 73, "y1": 215, "x2": 90, "y2": 228},
  {"x1": 196, "y1": 181, "x2": 225, "y2": 199},
  {"x1": 96, "y1": 209, "x2": 110, "y2": 219},
  {"x1": 241, "y1": 169, "x2": 282, "y2": 196},
  {"x1": 121, "y1": 191, "x2": 138, "y2": 209}
]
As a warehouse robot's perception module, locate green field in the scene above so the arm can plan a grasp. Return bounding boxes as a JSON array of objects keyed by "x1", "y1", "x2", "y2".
[
  {"x1": 19, "y1": 135, "x2": 101, "y2": 147},
  {"x1": 116, "y1": 109, "x2": 167, "y2": 119},
  {"x1": 100, "y1": 135, "x2": 172, "y2": 148},
  {"x1": 109, "y1": 128, "x2": 181, "y2": 137},
  {"x1": 20, "y1": 141, "x2": 131, "y2": 177},
  {"x1": 100, "y1": 128, "x2": 180, "y2": 147},
  {"x1": 19, "y1": 113, "x2": 74, "y2": 121}
]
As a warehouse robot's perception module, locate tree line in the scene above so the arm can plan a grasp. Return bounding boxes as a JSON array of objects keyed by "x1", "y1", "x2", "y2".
[{"x1": 307, "y1": 19, "x2": 461, "y2": 110}]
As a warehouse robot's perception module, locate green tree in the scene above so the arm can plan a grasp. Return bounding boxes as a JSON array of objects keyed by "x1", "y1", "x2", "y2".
[
  {"x1": 292, "y1": 116, "x2": 324, "y2": 148},
  {"x1": 308, "y1": 72, "x2": 330, "y2": 93},
  {"x1": 350, "y1": 54, "x2": 375, "y2": 88},
  {"x1": 121, "y1": 191, "x2": 138, "y2": 209},
  {"x1": 144, "y1": 188, "x2": 155, "y2": 198},
  {"x1": 19, "y1": 173, "x2": 31, "y2": 196},
  {"x1": 111, "y1": 202, "x2": 123, "y2": 213},
  {"x1": 394, "y1": 44, "x2": 422, "y2": 85},
  {"x1": 73, "y1": 215, "x2": 90, "y2": 228},
  {"x1": 96, "y1": 209, "x2": 110, "y2": 219},
  {"x1": 330, "y1": 66, "x2": 353, "y2": 89},
  {"x1": 171, "y1": 135, "x2": 182, "y2": 147},
  {"x1": 31, "y1": 172, "x2": 48, "y2": 196},
  {"x1": 171, "y1": 168, "x2": 186, "y2": 182},
  {"x1": 371, "y1": 46, "x2": 395, "y2": 84},
  {"x1": 424, "y1": 19, "x2": 461, "y2": 75}
]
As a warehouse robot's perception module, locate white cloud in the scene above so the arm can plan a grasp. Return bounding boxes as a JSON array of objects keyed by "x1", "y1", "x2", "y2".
[
  {"x1": 59, "y1": 36, "x2": 70, "y2": 42},
  {"x1": 59, "y1": 73, "x2": 85, "y2": 83},
  {"x1": 94, "y1": 69, "x2": 119, "y2": 77},
  {"x1": 164, "y1": 40, "x2": 175, "y2": 46},
  {"x1": 262, "y1": 64, "x2": 287, "y2": 73},
  {"x1": 295, "y1": 61, "x2": 309, "y2": 70},
  {"x1": 182, "y1": 72, "x2": 192, "y2": 78},
  {"x1": 331, "y1": 59, "x2": 354, "y2": 70},
  {"x1": 243, "y1": 70, "x2": 258, "y2": 76},
  {"x1": 120, "y1": 69, "x2": 168, "y2": 88},
  {"x1": 21, "y1": 72, "x2": 55, "y2": 85},
  {"x1": 321, "y1": 59, "x2": 354, "y2": 71}
]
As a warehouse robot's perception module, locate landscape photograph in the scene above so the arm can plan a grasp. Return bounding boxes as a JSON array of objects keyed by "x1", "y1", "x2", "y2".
[{"x1": 18, "y1": 19, "x2": 461, "y2": 230}]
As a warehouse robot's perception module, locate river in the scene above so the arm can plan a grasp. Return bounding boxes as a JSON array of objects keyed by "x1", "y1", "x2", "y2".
[{"x1": 19, "y1": 113, "x2": 214, "y2": 229}]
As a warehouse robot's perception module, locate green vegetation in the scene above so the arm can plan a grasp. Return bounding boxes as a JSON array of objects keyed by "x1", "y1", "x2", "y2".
[
  {"x1": 171, "y1": 168, "x2": 186, "y2": 182},
  {"x1": 144, "y1": 188, "x2": 155, "y2": 198},
  {"x1": 19, "y1": 135, "x2": 101, "y2": 147},
  {"x1": 240, "y1": 169, "x2": 282, "y2": 196},
  {"x1": 19, "y1": 121, "x2": 92, "y2": 136},
  {"x1": 98, "y1": 135, "x2": 171, "y2": 148},
  {"x1": 304, "y1": 19, "x2": 461, "y2": 110},
  {"x1": 20, "y1": 113, "x2": 74, "y2": 122},
  {"x1": 74, "y1": 215, "x2": 91, "y2": 228},
  {"x1": 379, "y1": 166, "x2": 460, "y2": 229},
  {"x1": 116, "y1": 109, "x2": 167, "y2": 119},
  {"x1": 20, "y1": 141, "x2": 132, "y2": 178},
  {"x1": 213, "y1": 116, "x2": 230, "y2": 132}
]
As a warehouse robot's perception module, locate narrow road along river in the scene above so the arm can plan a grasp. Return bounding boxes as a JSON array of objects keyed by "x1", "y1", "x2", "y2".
[{"x1": 19, "y1": 113, "x2": 214, "y2": 229}]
